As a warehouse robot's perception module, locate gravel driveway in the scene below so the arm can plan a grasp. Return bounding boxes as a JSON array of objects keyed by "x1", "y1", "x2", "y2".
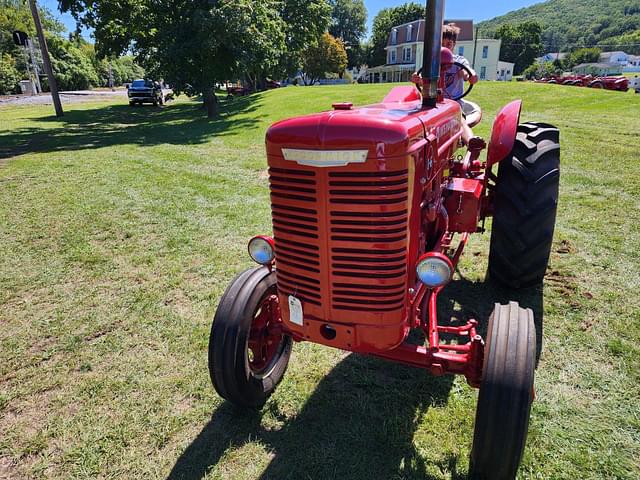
[{"x1": 0, "y1": 89, "x2": 128, "y2": 107}]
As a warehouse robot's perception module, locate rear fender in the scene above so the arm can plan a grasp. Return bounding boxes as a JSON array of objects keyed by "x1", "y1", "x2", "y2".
[
  {"x1": 383, "y1": 86, "x2": 422, "y2": 103},
  {"x1": 486, "y1": 100, "x2": 522, "y2": 168}
]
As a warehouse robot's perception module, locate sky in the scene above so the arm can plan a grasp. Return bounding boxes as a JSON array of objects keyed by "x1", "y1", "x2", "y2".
[
  {"x1": 363, "y1": 0, "x2": 543, "y2": 34},
  {"x1": 42, "y1": 0, "x2": 545, "y2": 39}
]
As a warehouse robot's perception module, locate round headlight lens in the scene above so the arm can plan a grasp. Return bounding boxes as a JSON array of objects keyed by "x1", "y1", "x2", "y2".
[
  {"x1": 416, "y1": 254, "x2": 453, "y2": 288},
  {"x1": 248, "y1": 236, "x2": 275, "y2": 265}
]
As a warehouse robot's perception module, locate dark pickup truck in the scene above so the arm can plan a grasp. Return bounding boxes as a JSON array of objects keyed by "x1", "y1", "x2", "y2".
[{"x1": 127, "y1": 79, "x2": 174, "y2": 106}]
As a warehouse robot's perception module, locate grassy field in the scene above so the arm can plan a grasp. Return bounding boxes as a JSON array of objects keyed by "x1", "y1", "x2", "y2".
[{"x1": 1, "y1": 82, "x2": 639, "y2": 480}]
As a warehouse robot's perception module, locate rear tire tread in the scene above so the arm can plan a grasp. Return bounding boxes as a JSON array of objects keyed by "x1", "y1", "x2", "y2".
[{"x1": 488, "y1": 122, "x2": 560, "y2": 288}]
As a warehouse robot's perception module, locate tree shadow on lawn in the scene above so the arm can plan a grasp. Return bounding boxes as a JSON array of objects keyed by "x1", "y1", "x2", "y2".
[
  {"x1": 167, "y1": 277, "x2": 543, "y2": 480},
  {"x1": 0, "y1": 95, "x2": 262, "y2": 160},
  {"x1": 168, "y1": 354, "x2": 462, "y2": 480}
]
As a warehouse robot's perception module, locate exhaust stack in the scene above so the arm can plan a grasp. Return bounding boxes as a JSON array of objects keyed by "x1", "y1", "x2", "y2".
[{"x1": 422, "y1": 0, "x2": 445, "y2": 108}]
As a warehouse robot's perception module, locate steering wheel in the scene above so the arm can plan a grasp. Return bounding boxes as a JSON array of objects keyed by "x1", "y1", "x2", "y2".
[{"x1": 415, "y1": 61, "x2": 475, "y2": 101}]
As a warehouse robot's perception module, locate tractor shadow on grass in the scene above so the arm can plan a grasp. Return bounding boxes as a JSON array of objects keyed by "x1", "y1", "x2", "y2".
[
  {"x1": 168, "y1": 354, "x2": 464, "y2": 480},
  {"x1": 0, "y1": 94, "x2": 263, "y2": 160},
  {"x1": 438, "y1": 275, "x2": 545, "y2": 365},
  {"x1": 168, "y1": 278, "x2": 543, "y2": 480}
]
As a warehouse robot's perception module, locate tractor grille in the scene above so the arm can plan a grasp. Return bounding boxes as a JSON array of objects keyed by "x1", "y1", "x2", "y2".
[
  {"x1": 328, "y1": 170, "x2": 408, "y2": 312},
  {"x1": 270, "y1": 168, "x2": 322, "y2": 306},
  {"x1": 269, "y1": 166, "x2": 409, "y2": 317}
]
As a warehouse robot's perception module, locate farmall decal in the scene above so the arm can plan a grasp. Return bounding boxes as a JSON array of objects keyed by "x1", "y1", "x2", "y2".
[
  {"x1": 282, "y1": 148, "x2": 368, "y2": 167},
  {"x1": 429, "y1": 117, "x2": 461, "y2": 141}
]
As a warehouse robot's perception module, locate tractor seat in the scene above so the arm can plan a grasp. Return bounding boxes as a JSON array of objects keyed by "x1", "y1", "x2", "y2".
[{"x1": 461, "y1": 100, "x2": 482, "y2": 128}]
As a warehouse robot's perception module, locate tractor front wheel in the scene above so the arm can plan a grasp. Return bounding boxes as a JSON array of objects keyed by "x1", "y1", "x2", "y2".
[
  {"x1": 488, "y1": 122, "x2": 560, "y2": 288},
  {"x1": 208, "y1": 267, "x2": 292, "y2": 408},
  {"x1": 469, "y1": 302, "x2": 536, "y2": 480}
]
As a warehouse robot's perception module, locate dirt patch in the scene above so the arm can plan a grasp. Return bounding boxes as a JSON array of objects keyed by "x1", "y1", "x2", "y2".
[
  {"x1": 556, "y1": 239, "x2": 575, "y2": 254},
  {"x1": 0, "y1": 387, "x2": 59, "y2": 445},
  {"x1": 0, "y1": 455, "x2": 24, "y2": 480}
]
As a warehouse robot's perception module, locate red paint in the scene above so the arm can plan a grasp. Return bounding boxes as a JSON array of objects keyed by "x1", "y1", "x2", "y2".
[
  {"x1": 382, "y1": 86, "x2": 422, "y2": 103},
  {"x1": 486, "y1": 100, "x2": 522, "y2": 168},
  {"x1": 259, "y1": 87, "x2": 521, "y2": 386},
  {"x1": 445, "y1": 178, "x2": 483, "y2": 232}
]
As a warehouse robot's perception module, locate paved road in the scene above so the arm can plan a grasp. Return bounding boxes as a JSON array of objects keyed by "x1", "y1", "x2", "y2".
[{"x1": 0, "y1": 89, "x2": 128, "y2": 107}]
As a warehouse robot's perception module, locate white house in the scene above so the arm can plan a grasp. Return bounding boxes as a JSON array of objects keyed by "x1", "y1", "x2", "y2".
[
  {"x1": 623, "y1": 55, "x2": 640, "y2": 73},
  {"x1": 536, "y1": 52, "x2": 568, "y2": 64},
  {"x1": 496, "y1": 61, "x2": 515, "y2": 81},
  {"x1": 600, "y1": 51, "x2": 629, "y2": 65},
  {"x1": 367, "y1": 19, "x2": 503, "y2": 83}
]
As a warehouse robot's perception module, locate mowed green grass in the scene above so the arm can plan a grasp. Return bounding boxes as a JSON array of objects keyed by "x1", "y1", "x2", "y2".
[{"x1": 1, "y1": 82, "x2": 639, "y2": 480}]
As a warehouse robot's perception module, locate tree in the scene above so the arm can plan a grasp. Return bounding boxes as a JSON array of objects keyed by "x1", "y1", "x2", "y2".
[
  {"x1": 494, "y1": 21, "x2": 544, "y2": 74},
  {"x1": 302, "y1": 32, "x2": 347, "y2": 85},
  {"x1": 601, "y1": 30, "x2": 640, "y2": 55},
  {"x1": 329, "y1": 0, "x2": 367, "y2": 67},
  {"x1": 47, "y1": 38, "x2": 100, "y2": 90},
  {"x1": 61, "y1": 0, "x2": 332, "y2": 117},
  {"x1": 278, "y1": 0, "x2": 332, "y2": 77},
  {"x1": 369, "y1": 2, "x2": 424, "y2": 67},
  {"x1": 564, "y1": 47, "x2": 601, "y2": 69},
  {"x1": 0, "y1": 53, "x2": 20, "y2": 94},
  {"x1": 522, "y1": 60, "x2": 560, "y2": 80}
]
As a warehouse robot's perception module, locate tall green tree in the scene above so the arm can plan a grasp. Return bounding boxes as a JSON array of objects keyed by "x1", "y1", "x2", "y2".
[
  {"x1": 369, "y1": 2, "x2": 424, "y2": 67},
  {"x1": 565, "y1": 47, "x2": 601, "y2": 69},
  {"x1": 329, "y1": 0, "x2": 367, "y2": 67},
  {"x1": 61, "y1": 0, "x2": 331, "y2": 117},
  {"x1": 278, "y1": 0, "x2": 332, "y2": 76},
  {"x1": 494, "y1": 21, "x2": 544, "y2": 74},
  {"x1": 302, "y1": 32, "x2": 348, "y2": 85}
]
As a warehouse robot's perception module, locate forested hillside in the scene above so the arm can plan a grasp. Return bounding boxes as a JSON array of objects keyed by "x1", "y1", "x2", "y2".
[{"x1": 478, "y1": 0, "x2": 640, "y2": 54}]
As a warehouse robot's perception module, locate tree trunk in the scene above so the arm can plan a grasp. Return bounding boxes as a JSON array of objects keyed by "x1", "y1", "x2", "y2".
[{"x1": 204, "y1": 89, "x2": 218, "y2": 118}]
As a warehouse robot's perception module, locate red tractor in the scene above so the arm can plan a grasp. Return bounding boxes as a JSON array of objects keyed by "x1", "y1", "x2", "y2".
[
  {"x1": 208, "y1": 1, "x2": 560, "y2": 478},
  {"x1": 588, "y1": 75, "x2": 629, "y2": 91}
]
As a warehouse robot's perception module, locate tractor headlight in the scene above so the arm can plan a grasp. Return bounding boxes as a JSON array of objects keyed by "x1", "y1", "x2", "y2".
[
  {"x1": 248, "y1": 236, "x2": 275, "y2": 265},
  {"x1": 416, "y1": 253, "x2": 453, "y2": 288}
]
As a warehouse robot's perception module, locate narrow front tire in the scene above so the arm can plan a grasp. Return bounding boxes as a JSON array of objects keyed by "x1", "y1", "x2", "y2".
[
  {"x1": 208, "y1": 267, "x2": 292, "y2": 408},
  {"x1": 469, "y1": 302, "x2": 536, "y2": 480}
]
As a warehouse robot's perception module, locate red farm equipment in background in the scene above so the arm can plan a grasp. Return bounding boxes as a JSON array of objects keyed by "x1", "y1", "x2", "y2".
[
  {"x1": 537, "y1": 74, "x2": 629, "y2": 91},
  {"x1": 207, "y1": 1, "x2": 560, "y2": 478}
]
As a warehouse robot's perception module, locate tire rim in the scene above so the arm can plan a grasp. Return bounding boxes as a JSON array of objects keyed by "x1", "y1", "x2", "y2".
[{"x1": 247, "y1": 288, "x2": 286, "y2": 376}]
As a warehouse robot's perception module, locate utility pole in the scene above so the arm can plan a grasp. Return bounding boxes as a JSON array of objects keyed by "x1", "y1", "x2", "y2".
[
  {"x1": 27, "y1": 0, "x2": 63, "y2": 116},
  {"x1": 27, "y1": 38, "x2": 42, "y2": 93},
  {"x1": 108, "y1": 62, "x2": 115, "y2": 91},
  {"x1": 472, "y1": 26, "x2": 479, "y2": 69}
]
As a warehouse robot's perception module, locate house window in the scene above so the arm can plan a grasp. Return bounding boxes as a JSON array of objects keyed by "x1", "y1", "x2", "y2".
[
  {"x1": 458, "y1": 46, "x2": 464, "y2": 56},
  {"x1": 507, "y1": 70, "x2": 511, "y2": 74},
  {"x1": 390, "y1": 50, "x2": 396, "y2": 64},
  {"x1": 403, "y1": 47, "x2": 412, "y2": 62},
  {"x1": 407, "y1": 25, "x2": 413, "y2": 42},
  {"x1": 480, "y1": 66, "x2": 487, "y2": 79},
  {"x1": 391, "y1": 29, "x2": 398, "y2": 45},
  {"x1": 482, "y1": 46, "x2": 488, "y2": 59}
]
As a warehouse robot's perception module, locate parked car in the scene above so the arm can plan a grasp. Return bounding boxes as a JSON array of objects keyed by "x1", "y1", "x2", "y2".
[
  {"x1": 630, "y1": 76, "x2": 640, "y2": 94},
  {"x1": 128, "y1": 79, "x2": 174, "y2": 106},
  {"x1": 225, "y1": 84, "x2": 250, "y2": 97}
]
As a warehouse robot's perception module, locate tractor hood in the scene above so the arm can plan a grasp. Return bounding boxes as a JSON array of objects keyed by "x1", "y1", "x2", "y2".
[{"x1": 266, "y1": 100, "x2": 427, "y2": 159}]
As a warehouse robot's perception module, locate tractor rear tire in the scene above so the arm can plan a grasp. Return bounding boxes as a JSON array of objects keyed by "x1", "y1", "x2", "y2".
[
  {"x1": 488, "y1": 122, "x2": 560, "y2": 288},
  {"x1": 208, "y1": 267, "x2": 292, "y2": 408},
  {"x1": 469, "y1": 302, "x2": 536, "y2": 480}
]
